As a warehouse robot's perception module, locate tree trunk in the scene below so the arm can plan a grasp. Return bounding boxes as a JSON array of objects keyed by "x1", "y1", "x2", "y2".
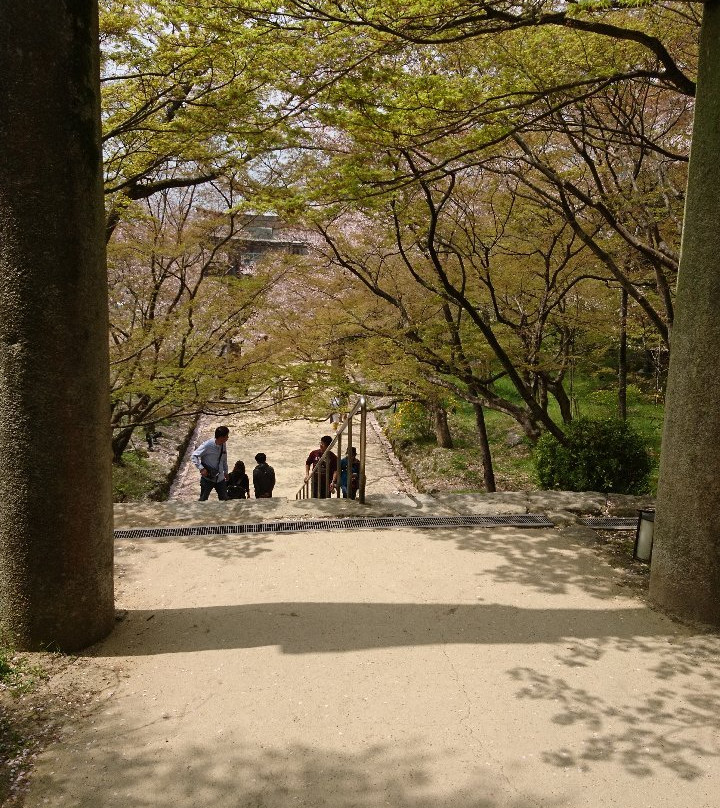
[
  {"x1": 547, "y1": 379, "x2": 573, "y2": 424},
  {"x1": 432, "y1": 404, "x2": 454, "y2": 449},
  {"x1": 650, "y1": 9, "x2": 720, "y2": 626},
  {"x1": 517, "y1": 415, "x2": 542, "y2": 444},
  {"x1": 473, "y1": 402, "x2": 496, "y2": 492},
  {"x1": 112, "y1": 427, "x2": 137, "y2": 464},
  {"x1": 0, "y1": 2, "x2": 114, "y2": 650},
  {"x1": 537, "y1": 374, "x2": 548, "y2": 412},
  {"x1": 618, "y1": 288, "x2": 628, "y2": 421}
]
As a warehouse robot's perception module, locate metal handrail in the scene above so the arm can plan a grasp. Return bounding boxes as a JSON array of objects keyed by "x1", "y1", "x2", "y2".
[{"x1": 295, "y1": 396, "x2": 367, "y2": 504}]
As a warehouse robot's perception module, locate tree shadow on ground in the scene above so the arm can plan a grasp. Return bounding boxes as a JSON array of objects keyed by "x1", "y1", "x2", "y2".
[
  {"x1": 52, "y1": 629, "x2": 720, "y2": 798},
  {"x1": 145, "y1": 522, "x2": 636, "y2": 597},
  {"x1": 117, "y1": 534, "x2": 276, "y2": 562},
  {"x1": 92, "y1": 601, "x2": 675, "y2": 657},
  {"x1": 508, "y1": 635, "x2": 720, "y2": 781},
  {"x1": 420, "y1": 525, "x2": 633, "y2": 600},
  {"x1": 88, "y1": 601, "x2": 720, "y2": 783},
  {"x1": 71, "y1": 589, "x2": 720, "y2": 791},
  {"x1": 176, "y1": 533, "x2": 276, "y2": 560},
  {"x1": 29, "y1": 736, "x2": 563, "y2": 808}
]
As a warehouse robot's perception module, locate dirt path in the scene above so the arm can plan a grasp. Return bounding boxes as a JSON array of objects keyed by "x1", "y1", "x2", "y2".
[
  {"x1": 25, "y1": 508, "x2": 720, "y2": 808},
  {"x1": 170, "y1": 408, "x2": 417, "y2": 501},
  {"x1": 18, "y1": 412, "x2": 720, "y2": 808}
]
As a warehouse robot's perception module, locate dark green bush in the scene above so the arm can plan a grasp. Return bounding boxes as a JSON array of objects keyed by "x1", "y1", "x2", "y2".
[{"x1": 534, "y1": 417, "x2": 652, "y2": 494}]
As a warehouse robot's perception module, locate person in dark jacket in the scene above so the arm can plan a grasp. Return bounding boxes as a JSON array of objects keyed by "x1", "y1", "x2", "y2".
[
  {"x1": 227, "y1": 460, "x2": 250, "y2": 499},
  {"x1": 253, "y1": 453, "x2": 276, "y2": 498},
  {"x1": 305, "y1": 435, "x2": 338, "y2": 498}
]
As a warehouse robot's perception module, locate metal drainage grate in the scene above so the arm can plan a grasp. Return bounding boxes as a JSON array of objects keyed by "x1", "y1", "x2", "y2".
[
  {"x1": 582, "y1": 517, "x2": 638, "y2": 531},
  {"x1": 114, "y1": 513, "x2": 555, "y2": 540}
]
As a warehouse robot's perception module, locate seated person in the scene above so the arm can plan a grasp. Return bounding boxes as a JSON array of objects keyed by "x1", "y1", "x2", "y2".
[
  {"x1": 227, "y1": 461, "x2": 250, "y2": 499},
  {"x1": 253, "y1": 453, "x2": 276, "y2": 498}
]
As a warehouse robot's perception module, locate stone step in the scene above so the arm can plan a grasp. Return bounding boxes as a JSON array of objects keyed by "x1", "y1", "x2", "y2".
[
  {"x1": 114, "y1": 493, "x2": 471, "y2": 530},
  {"x1": 113, "y1": 491, "x2": 654, "y2": 530}
]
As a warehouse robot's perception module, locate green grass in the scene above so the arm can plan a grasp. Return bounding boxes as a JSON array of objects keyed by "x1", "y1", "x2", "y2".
[
  {"x1": 112, "y1": 450, "x2": 160, "y2": 502},
  {"x1": 0, "y1": 649, "x2": 50, "y2": 695},
  {"x1": 0, "y1": 650, "x2": 13, "y2": 683},
  {"x1": 383, "y1": 374, "x2": 664, "y2": 494}
]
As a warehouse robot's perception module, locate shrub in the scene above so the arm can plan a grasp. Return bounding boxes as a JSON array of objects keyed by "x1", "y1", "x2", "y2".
[
  {"x1": 386, "y1": 402, "x2": 433, "y2": 445},
  {"x1": 534, "y1": 417, "x2": 652, "y2": 494}
]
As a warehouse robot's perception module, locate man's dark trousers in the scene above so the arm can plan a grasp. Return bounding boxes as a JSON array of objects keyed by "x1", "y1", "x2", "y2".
[{"x1": 199, "y1": 477, "x2": 228, "y2": 501}]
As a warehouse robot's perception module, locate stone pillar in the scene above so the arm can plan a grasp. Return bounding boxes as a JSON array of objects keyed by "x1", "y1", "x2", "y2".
[
  {"x1": 0, "y1": 2, "x2": 114, "y2": 650},
  {"x1": 650, "y1": 3, "x2": 720, "y2": 625}
]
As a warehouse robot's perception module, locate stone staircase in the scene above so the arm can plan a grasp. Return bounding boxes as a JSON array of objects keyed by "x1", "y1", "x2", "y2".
[{"x1": 113, "y1": 490, "x2": 655, "y2": 532}]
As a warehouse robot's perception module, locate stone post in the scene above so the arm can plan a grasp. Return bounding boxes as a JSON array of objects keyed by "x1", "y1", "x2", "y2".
[
  {"x1": 0, "y1": 2, "x2": 114, "y2": 650},
  {"x1": 650, "y1": 3, "x2": 720, "y2": 625}
]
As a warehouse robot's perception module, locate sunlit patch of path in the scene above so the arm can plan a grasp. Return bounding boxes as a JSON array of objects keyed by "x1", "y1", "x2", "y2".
[{"x1": 170, "y1": 408, "x2": 412, "y2": 501}]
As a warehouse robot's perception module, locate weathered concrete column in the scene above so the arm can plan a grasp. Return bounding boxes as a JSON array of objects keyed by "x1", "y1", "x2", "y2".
[
  {"x1": 650, "y1": 4, "x2": 720, "y2": 625},
  {"x1": 0, "y1": 2, "x2": 114, "y2": 650}
]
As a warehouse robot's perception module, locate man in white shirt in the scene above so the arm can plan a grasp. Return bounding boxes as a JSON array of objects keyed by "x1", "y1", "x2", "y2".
[{"x1": 191, "y1": 426, "x2": 230, "y2": 501}]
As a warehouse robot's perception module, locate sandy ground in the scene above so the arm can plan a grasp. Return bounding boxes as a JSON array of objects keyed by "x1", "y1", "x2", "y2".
[
  {"x1": 21, "y1": 413, "x2": 720, "y2": 808},
  {"x1": 26, "y1": 516, "x2": 720, "y2": 808}
]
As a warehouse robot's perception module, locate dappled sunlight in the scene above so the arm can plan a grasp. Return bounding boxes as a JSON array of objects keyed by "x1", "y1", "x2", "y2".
[
  {"x1": 508, "y1": 635, "x2": 720, "y2": 781},
  {"x1": 420, "y1": 525, "x2": 628, "y2": 600},
  {"x1": 30, "y1": 732, "x2": 564, "y2": 808}
]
